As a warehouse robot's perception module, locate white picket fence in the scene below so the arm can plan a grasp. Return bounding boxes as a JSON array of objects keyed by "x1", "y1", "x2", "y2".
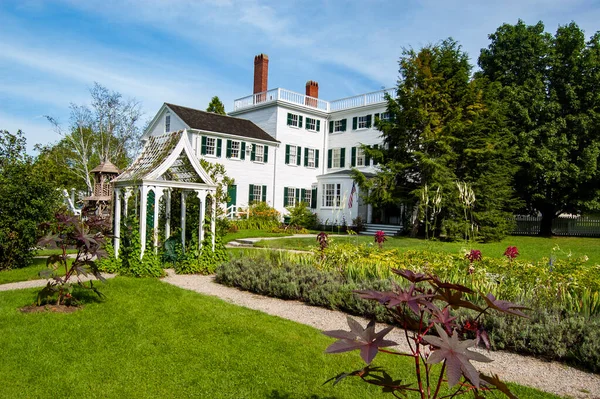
[{"x1": 513, "y1": 215, "x2": 600, "y2": 237}]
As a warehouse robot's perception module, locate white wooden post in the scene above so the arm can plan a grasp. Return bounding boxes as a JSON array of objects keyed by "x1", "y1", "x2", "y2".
[
  {"x1": 211, "y1": 192, "x2": 216, "y2": 251},
  {"x1": 197, "y1": 190, "x2": 206, "y2": 251},
  {"x1": 165, "y1": 189, "x2": 171, "y2": 240},
  {"x1": 181, "y1": 191, "x2": 187, "y2": 249},
  {"x1": 153, "y1": 187, "x2": 163, "y2": 252},
  {"x1": 139, "y1": 185, "x2": 148, "y2": 257},
  {"x1": 114, "y1": 188, "x2": 121, "y2": 258},
  {"x1": 123, "y1": 189, "x2": 132, "y2": 218}
]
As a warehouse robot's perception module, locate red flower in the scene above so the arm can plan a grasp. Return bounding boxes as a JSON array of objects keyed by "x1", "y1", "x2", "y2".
[
  {"x1": 504, "y1": 246, "x2": 519, "y2": 260},
  {"x1": 374, "y1": 231, "x2": 387, "y2": 248}
]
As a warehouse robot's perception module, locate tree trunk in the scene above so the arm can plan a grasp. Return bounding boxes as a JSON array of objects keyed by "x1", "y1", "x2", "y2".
[{"x1": 539, "y1": 207, "x2": 555, "y2": 237}]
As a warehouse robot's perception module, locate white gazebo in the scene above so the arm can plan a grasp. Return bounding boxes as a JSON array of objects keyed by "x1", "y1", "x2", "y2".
[{"x1": 112, "y1": 130, "x2": 217, "y2": 257}]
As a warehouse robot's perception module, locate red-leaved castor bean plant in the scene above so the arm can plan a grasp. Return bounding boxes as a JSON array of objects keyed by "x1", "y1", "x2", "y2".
[
  {"x1": 503, "y1": 246, "x2": 519, "y2": 262},
  {"x1": 322, "y1": 268, "x2": 528, "y2": 398},
  {"x1": 374, "y1": 230, "x2": 387, "y2": 248}
]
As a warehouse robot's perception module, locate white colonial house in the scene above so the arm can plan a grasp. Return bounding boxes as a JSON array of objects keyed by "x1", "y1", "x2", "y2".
[{"x1": 143, "y1": 54, "x2": 399, "y2": 228}]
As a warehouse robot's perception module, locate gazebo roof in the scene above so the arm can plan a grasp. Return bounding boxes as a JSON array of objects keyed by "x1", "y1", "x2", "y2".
[{"x1": 114, "y1": 130, "x2": 216, "y2": 187}]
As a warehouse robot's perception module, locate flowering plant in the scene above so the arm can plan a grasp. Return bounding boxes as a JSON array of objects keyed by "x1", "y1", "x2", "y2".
[
  {"x1": 503, "y1": 246, "x2": 519, "y2": 261},
  {"x1": 374, "y1": 230, "x2": 387, "y2": 249}
]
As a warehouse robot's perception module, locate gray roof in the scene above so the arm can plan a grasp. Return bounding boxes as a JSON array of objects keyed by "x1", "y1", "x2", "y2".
[{"x1": 165, "y1": 103, "x2": 278, "y2": 143}]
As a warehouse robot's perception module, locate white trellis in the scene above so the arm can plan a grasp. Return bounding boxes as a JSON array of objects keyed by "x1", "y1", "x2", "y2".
[{"x1": 112, "y1": 130, "x2": 217, "y2": 257}]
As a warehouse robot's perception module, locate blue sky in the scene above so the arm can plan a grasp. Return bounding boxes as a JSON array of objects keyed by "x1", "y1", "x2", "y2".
[{"x1": 1, "y1": 0, "x2": 599, "y2": 153}]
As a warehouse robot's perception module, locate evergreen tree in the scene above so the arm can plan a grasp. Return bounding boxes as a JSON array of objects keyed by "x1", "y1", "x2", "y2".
[{"x1": 206, "y1": 96, "x2": 226, "y2": 115}]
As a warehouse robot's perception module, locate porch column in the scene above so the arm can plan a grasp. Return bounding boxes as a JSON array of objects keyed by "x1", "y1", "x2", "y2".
[
  {"x1": 165, "y1": 189, "x2": 172, "y2": 240},
  {"x1": 114, "y1": 188, "x2": 122, "y2": 258},
  {"x1": 181, "y1": 191, "x2": 188, "y2": 249},
  {"x1": 196, "y1": 190, "x2": 207, "y2": 251},
  {"x1": 139, "y1": 185, "x2": 148, "y2": 257},
  {"x1": 367, "y1": 189, "x2": 373, "y2": 224},
  {"x1": 211, "y1": 192, "x2": 216, "y2": 250}
]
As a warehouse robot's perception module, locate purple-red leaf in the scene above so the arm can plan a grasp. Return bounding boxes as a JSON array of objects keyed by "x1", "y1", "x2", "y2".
[
  {"x1": 424, "y1": 324, "x2": 492, "y2": 388},
  {"x1": 323, "y1": 317, "x2": 397, "y2": 364},
  {"x1": 392, "y1": 269, "x2": 431, "y2": 283},
  {"x1": 483, "y1": 293, "x2": 529, "y2": 318},
  {"x1": 430, "y1": 307, "x2": 458, "y2": 334}
]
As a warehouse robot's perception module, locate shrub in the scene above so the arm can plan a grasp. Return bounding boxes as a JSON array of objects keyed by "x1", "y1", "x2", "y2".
[
  {"x1": 118, "y1": 218, "x2": 165, "y2": 278},
  {"x1": 286, "y1": 202, "x2": 318, "y2": 229},
  {"x1": 231, "y1": 202, "x2": 280, "y2": 230}
]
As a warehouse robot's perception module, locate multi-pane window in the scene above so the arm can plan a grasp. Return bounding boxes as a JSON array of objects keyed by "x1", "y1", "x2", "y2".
[
  {"x1": 205, "y1": 137, "x2": 216, "y2": 156},
  {"x1": 304, "y1": 189, "x2": 312, "y2": 205},
  {"x1": 358, "y1": 116, "x2": 368, "y2": 129},
  {"x1": 330, "y1": 119, "x2": 347, "y2": 133},
  {"x1": 305, "y1": 117, "x2": 320, "y2": 131},
  {"x1": 287, "y1": 187, "x2": 297, "y2": 207},
  {"x1": 254, "y1": 185, "x2": 263, "y2": 201},
  {"x1": 380, "y1": 112, "x2": 390, "y2": 121},
  {"x1": 289, "y1": 145, "x2": 297, "y2": 162},
  {"x1": 255, "y1": 145, "x2": 264, "y2": 163},
  {"x1": 322, "y1": 183, "x2": 341, "y2": 208},
  {"x1": 287, "y1": 113, "x2": 302, "y2": 128},
  {"x1": 306, "y1": 148, "x2": 315, "y2": 168},
  {"x1": 356, "y1": 147, "x2": 365, "y2": 166},
  {"x1": 165, "y1": 113, "x2": 171, "y2": 133},
  {"x1": 332, "y1": 148, "x2": 342, "y2": 168},
  {"x1": 230, "y1": 140, "x2": 240, "y2": 159},
  {"x1": 249, "y1": 184, "x2": 267, "y2": 203}
]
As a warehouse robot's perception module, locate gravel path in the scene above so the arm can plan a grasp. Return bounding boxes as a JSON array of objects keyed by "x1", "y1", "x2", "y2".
[
  {"x1": 161, "y1": 270, "x2": 600, "y2": 399},
  {"x1": 0, "y1": 273, "x2": 116, "y2": 292}
]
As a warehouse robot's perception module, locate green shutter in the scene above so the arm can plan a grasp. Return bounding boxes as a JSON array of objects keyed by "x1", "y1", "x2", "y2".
[
  {"x1": 316, "y1": 120, "x2": 320, "y2": 132},
  {"x1": 227, "y1": 185, "x2": 236, "y2": 207},
  {"x1": 226, "y1": 140, "x2": 232, "y2": 158},
  {"x1": 283, "y1": 187, "x2": 289, "y2": 207},
  {"x1": 365, "y1": 148, "x2": 371, "y2": 166},
  {"x1": 374, "y1": 113, "x2": 380, "y2": 120},
  {"x1": 298, "y1": 116, "x2": 303, "y2": 128},
  {"x1": 311, "y1": 188, "x2": 317, "y2": 209},
  {"x1": 351, "y1": 147, "x2": 356, "y2": 167},
  {"x1": 341, "y1": 119, "x2": 347, "y2": 131},
  {"x1": 262, "y1": 186, "x2": 267, "y2": 202},
  {"x1": 295, "y1": 188, "x2": 300, "y2": 203},
  {"x1": 201, "y1": 136, "x2": 207, "y2": 155},
  {"x1": 251, "y1": 144, "x2": 256, "y2": 161},
  {"x1": 296, "y1": 146, "x2": 301, "y2": 165},
  {"x1": 287, "y1": 113, "x2": 293, "y2": 126},
  {"x1": 241, "y1": 142, "x2": 246, "y2": 160},
  {"x1": 304, "y1": 147, "x2": 308, "y2": 167},
  {"x1": 301, "y1": 189, "x2": 306, "y2": 204},
  {"x1": 329, "y1": 121, "x2": 334, "y2": 133},
  {"x1": 352, "y1": 117, "x2": 357, "y2": 130},
  {"x1": 373, "y1": 144, "x2": 378, "y2": 165},
  {"x1": 366, "y1": 115, "x2": 372, "y2": 128},
  {"x1": 285, "y1": 144, "x2": 290, "y2": 164},
  {"x1": 216, "y1": 139, "x2": 222, "y2": 157},
  {"x1": 315, "y1": 149, "x2": 319, "y2": 168},
  {"x1": 340, "y1": 148, "x2": 346, "y2": 168},
  {"x1": 249, "y1": 184, "x2": 255, "y2": 203},
  {"x1": 264, "y1": 146, "x2": 268, "y2": 163},
  {"x1": 305, "y1": 117, "x2": 310, "y2": 130},
  {"x1": 327, "y1": 149, "x2": 332, "y2": 169}
]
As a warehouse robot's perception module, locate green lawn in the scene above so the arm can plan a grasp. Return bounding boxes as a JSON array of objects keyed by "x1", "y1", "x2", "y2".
[
  {"x1": 0, "y1": 258, "x2": 67, "y2": 285},
  {"x1": 223, "y1": 229, "x2": 292, "y2": 243},
  {"x1": 0, "y1": 278, "x2": 559, "y2": 399},
  {"x1": 254, "y1": 235, "x2": 600, "y2": 263}
]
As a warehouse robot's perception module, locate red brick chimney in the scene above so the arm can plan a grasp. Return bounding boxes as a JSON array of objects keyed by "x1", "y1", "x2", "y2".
[
  {"x1": 253, "y1": 54, "x2": 269, "y2": 102},
  {"x1": 305, "y1": 80, "x2": 319, "y2": 107},
  {"x1": 305, "y1": 80, "x2": 319, "y2": 98}
]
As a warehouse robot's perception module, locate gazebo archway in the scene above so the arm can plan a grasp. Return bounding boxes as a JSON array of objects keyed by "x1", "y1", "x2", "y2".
[{"x1": 112, "y1": 130, "x2": 217, "y2": 257}]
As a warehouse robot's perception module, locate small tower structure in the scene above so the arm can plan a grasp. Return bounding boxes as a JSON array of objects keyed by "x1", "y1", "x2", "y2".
[{"x1": 83, "y1": 161, "x2": 120, "y2": 220}]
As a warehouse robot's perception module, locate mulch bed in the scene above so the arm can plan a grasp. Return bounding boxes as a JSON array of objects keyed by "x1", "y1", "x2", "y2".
[{"x1": 20, "y1": 304, "x2": 82, "y2": 314}]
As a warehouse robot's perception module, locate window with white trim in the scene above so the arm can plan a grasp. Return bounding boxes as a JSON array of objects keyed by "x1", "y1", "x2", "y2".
[
  {"x1": 165, "y1": 113, "x2": 171, "y2": 133},
  {"x1": 322, "y1": 183, "x2": 341, "y2": 208},
  {"x1": 332, "y1": 148, "x2": 342, "y2": 168},
  {"x1": 356, "y1": 147, "x2": 365, "y2": 167},
  {"x1": 286, "y1": 113, "x2": 302, "y2": 128},
  {"x1": 287, "y1": 187, "x2": 297, "y2": 207},
  {"x1": 304, "y1": 189, "x2": 312, "y2": 205},
  {"x1": 205, "y1": 137, "x2": 216, "y2": 156},
  {"x1": 380, "y1": 112, "x2": 390, "y2": 121},
  {"x1": 330, "y1": 119, "x2": 347, "y2": 133},
  {"x1": 230, "y1": 140, "x2": 240, "y2": 159},
  {"x1": 255, "y1": 145, "x2": 264, "y2": 163},
  {"x1": 289, "y1": 145, "x2": 297, "y2": 163},
  {"x1": 254, "y1": 185, "x2": 263, "y2": 201},
  {"x1": 305, "y1": 117, "x2": 320, "y2": 132},
  {"x1": 358, "y1": 116, "x2": 369, "y2": 129},
  {"x1": 306, "y1": 148, "x2": 315, "y2": 168}
]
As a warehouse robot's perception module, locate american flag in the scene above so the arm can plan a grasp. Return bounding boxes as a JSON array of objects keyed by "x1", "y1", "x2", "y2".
[{"x1": 348, "y1": 182, "x2": 357, "y2": 208}]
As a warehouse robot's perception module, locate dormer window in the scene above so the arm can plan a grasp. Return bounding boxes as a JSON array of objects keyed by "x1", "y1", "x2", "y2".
[{"x1": 165, "y1": 113, "x2": 171, "y2": 133}]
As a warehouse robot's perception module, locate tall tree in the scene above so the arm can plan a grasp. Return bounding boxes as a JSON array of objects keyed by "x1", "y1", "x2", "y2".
[
  {"x1": 0, "y1": 130, "x2": 61, "y2": 269},
  {"x1": 356, "y1": 39, "x2": 517, "y2": 241},
  {"x1": 45, "y1": 82, "x2": 142, "y2": 193},
  {"x1": 206, "y1": 96, "x2": 226, "y2": 115},
  {"x1": 479, "y1": 21, "x2": 600, "y2": 235}
]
